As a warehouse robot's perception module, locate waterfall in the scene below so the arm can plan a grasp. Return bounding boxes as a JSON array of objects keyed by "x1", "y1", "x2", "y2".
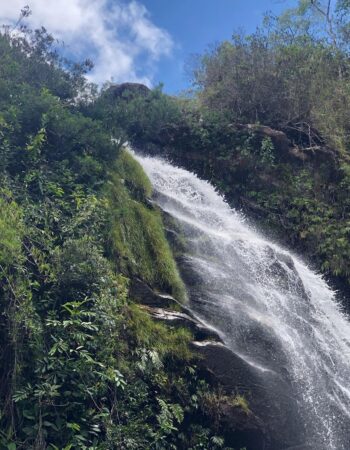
[{"x1": 135, "y1": 152, "x2": 350, "y2": 450}]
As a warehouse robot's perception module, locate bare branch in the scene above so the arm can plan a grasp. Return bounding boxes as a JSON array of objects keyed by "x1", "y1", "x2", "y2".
[
  {"x1": 310, "y1": 0, "x2": 327, "y2": 17},
  {"x1": 310, "y1": 0, "x2": 338, "y2": 48},
  {"x1": 310, "y1": 0, "x2": 332, "y2": 20},
  {"x1": 10, "y1": 5, "x2": 32, "y2": 34}
]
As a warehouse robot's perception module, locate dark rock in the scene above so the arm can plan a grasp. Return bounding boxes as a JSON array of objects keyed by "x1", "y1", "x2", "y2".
[
  {"x1": 141, "y1": 305, "x2": 223, "y2": 342},
  {"x1": 129, "y1": 278, "x2": 175, "y2": 308},
  {"x1": 235, "y1": 123, "x2": 338, "y2": 165},
  {"x1": 176, "y1": 255, "x2": 207, "y2": 287},
  {"x1": 108, "y1": 82, "x2": 150, "y2": 99},
  {"x1": 129, "y1": 278, "x2": 223, "y2": 343},
  {"x1": 237, "y1": 123, "x2": 291, "y2": 154},
  {"x1": 288, "y1": 146, "x2": 309, "y2": 161},
  {"x1": 218, "y1": 400, "x2": 268, "y2": 450},
  {"x1": 239, "y1": 197, "x2": 271, "y2": 218},
  {"x1": 191, "y1": 341, "x2": 306, "y2": 450},
  {"x1": 282, "y1": 445, "x2": 314, "y2": 450},
  {"x1": 165, "y1": 228, "x2": 181, "y2": 247}
]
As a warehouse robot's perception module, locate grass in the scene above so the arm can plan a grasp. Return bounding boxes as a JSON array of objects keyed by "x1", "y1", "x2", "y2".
[
  {"x1": 115, "y1": 149, "x2": 152, "y2": 198},
  {"x1": 127, "y1": 303, "x2": 194, "y2": 361},
  {"x1": 231, "y1": 394, "x2": 250, "y2": 414},
  {"x1": 107, "y1": 150, "x2": 186, "y2": 301}
]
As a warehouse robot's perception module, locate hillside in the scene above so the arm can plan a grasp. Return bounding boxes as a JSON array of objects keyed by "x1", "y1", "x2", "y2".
[
  {"x1": 0, "y1": 29, "x2": 255, "y2": 450},
  {"x1": 93, "y1": 2, "x2": 350, "y2": 301},
  {"x1": 2, "y1": 2, "x2": 350, "y2": 449}
]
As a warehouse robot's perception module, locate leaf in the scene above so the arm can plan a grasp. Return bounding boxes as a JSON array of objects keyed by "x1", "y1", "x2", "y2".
[
  {"x1": 43, "y1": 421, "x2": 58, "y2": 431},
  {"x1": 66, "y1": 422, "x2": 81, "y2": 431},
  {"x1": 22, "y1": 410, "x2": 35, "y2": 420}
]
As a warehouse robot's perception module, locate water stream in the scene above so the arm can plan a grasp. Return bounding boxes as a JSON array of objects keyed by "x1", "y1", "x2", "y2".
[{"x1": 135, "y1": 152, "x2": 350, "y2": 450}]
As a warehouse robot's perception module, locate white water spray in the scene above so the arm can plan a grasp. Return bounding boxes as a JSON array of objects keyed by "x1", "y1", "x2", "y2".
[{"x1": 135, "y1": 152, "x2": 350, "y2": 450}]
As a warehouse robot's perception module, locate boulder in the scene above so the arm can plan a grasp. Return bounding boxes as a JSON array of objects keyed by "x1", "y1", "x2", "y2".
[
  {"x1": 107, "y1": 82, "x2": 150, "y2": 99},
  {"x1": 237, "y1": 123, "x2": 290, "y2": 154}
]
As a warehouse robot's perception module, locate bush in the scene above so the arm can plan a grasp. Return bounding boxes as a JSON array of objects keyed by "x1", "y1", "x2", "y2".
[{"x1": 54, "y1": 237, "x2": 110, "y2": 301}]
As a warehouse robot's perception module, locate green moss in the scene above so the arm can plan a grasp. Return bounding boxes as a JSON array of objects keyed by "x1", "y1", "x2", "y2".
[
  {"x1": 231, "y1": 394, "x2": 250, "y2": 414},
  {"x1": 115, "y1": 148, "x2": 152, "y2": 198},
  {"x1": 108, "y1": 150, "x2": 186, "y2": 301},
  {"x1": 201, "y1": 391, "x2": 251, "y2": 428},
  {"x1": 0, "y1": 194, "x2": 24, "y2": 267},
  {"x1": 127, "y1": 304, "x2": 194, "y2": 361}
]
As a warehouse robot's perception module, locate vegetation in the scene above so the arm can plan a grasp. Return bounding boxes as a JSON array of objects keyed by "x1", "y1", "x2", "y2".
[
  {"x1": 104, "y1": 1, "x2": 350, "y2": 294},
  {"x1": 108, "y1": 150, "x2": 186, "y2": 300},
  {"x1": 0, "y1": 24, "x2": 238, "y2": 450},
  {"x1": 187, "y1": 1, "x2": 350, "y2": 289},
  {"x1": 3, "y1": 0, "x2": 350, "y2": 448}
]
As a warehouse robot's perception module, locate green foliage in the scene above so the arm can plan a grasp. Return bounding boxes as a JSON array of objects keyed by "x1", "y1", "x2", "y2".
[
  {"x1": 156, "y1": 398, "x2": 184, "y2": 437},
  {"x1": 260, "y1": 137, "x2": 275, "y2": 166},
  {"x1": 91, "y1": 84, "x2": 182, "y2": 149},
  {"x1": 54, "y1": 237, "x2": 111, "y2": 301},
  {"x1": 0, "y1": 196, "x2": 24, "y2": 267},
  {"x1": 115, "y1": 149, "x2": 152, "y2": 198},
  {"x1": 231, "y1": 395, "x2": 250, "y2": 415},
  {"x1": 127, "y1": 304, "x2": 194, "y2": 362},
  {"x1": 191, "y1": 13, "x2": 350, "y2": 151},
  {"x1": 108, "y1": 150, "x2": 186, "y2": 300},
  {"x1": 100, "y1": 3, "x2": 350, "y2": 292},
  {"x1": 0, "y1": 23, "x2": 232, "y2": 450}
]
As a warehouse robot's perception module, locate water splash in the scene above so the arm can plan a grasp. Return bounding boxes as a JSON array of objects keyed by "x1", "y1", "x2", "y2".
[{"x1": 135, "y1": 152, "x2": 350, "y2": 449}]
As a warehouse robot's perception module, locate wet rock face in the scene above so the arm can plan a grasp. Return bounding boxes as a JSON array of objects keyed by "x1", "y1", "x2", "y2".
[
  {"x1": 130, "y1": 215, "x2": 310, "y2": 449},
  {"x1": 140, "y1": 305, "x2": 223, "y2": 342},
  {"x1": 192, "y1": 341, "x2": 306, "y2": 450},
  {"x1": 130, "y1": 278, "x2": 223, "y2": 341},
  {"x1": 158, "y1": 228, "x2": 306, "y2": 448},
  {"x1": 129, "y1": 277, "x2": 175, "y2": 308},
  {"x1": 131, "y1": 277, "x2": 305, "y2": 450},
  {"x1": 218, "y1": 402, "x2": 267, "y2": 450}
]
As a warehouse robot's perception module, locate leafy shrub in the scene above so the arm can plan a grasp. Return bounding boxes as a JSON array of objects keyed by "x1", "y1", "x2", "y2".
[{"x1": 54, "y1": 237, "x2": 110, "y2": 301}]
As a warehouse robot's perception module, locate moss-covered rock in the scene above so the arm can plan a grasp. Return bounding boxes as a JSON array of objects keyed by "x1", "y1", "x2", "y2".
[{"x1": 107, "y1": 149, "x2": 186, "y2": 301}]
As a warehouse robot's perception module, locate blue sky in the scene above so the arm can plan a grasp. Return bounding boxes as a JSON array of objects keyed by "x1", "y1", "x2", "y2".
[
  {"x1": 0, "y1": 0, "x2": 296, "y2": 93},
  {"x1": 143, "y1": 0, "x2": 296, "y2": 93}
]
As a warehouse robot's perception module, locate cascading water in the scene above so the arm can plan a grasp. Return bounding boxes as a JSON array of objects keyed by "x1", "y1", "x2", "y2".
[{"x1": 135, "y1": 152, "x2": 350, "y2": 450}]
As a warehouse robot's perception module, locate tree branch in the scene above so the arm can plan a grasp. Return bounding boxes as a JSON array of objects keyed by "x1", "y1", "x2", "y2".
[{"x1": 310, "y1": 0, "x2": 338, "y2": 48}]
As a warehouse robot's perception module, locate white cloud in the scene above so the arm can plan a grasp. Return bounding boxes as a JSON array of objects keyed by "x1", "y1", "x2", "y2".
[{"x1": 0, "y1": 0, "x2": 173, "y2": 85}]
